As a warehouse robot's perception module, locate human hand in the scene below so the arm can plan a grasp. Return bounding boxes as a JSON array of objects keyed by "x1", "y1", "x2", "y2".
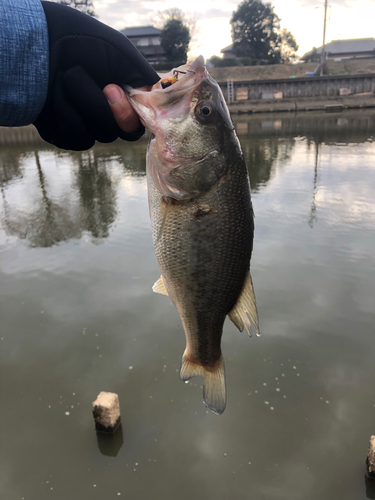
[
  {"x1": 33, "y1": 2, "x2": 159, "y2": 151},
  {"x1": 103, "y1": 84, "x2": 152, "y2": 135}
]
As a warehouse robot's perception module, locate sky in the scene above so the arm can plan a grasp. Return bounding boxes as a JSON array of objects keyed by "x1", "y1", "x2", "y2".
[{"x1": 93, "y1": 0, "x2": 375, "y2": 60}]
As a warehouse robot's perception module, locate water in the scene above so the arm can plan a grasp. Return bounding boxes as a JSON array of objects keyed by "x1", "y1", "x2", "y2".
[{"x1": 1, "y1": 111, "x2": 375, "y2": 499}]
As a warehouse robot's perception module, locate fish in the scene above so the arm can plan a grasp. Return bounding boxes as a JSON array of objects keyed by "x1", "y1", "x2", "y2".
[{"x1": 125, "y1": 55, "x2": 259, "y2": 415}]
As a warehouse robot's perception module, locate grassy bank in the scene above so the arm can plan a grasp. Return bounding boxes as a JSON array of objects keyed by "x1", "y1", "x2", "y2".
[{"x1": 208, "y1": 58, "x2": 375, "y2": 82}]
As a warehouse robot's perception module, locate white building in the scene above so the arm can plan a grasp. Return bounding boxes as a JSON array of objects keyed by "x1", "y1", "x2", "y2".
[{"x1": 302, "y1": 38, "x2": 375, "y2": 62}]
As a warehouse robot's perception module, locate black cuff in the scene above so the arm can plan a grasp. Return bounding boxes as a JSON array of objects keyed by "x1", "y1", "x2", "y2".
[{"x1": 118, "y1": 127, "x2": 146, "y2": 142}]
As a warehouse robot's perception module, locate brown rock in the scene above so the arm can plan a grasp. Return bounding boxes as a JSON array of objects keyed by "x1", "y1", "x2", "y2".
[
  {"x1": 92, "y1": 392, "x2": 121, "y2": 434},
  {"x1": 367, "y1": 436, "x2": 375, "y2": 478}
]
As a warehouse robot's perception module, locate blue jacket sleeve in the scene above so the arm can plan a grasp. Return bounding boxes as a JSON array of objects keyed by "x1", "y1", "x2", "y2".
[{"x1": 0, "y1": 0, "x2": 49, "y2": 126}]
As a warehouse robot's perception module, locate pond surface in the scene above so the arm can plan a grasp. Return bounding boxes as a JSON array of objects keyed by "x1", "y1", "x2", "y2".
[{"x1": 1, "y1": 111, "x2": 375, "y2": 500}]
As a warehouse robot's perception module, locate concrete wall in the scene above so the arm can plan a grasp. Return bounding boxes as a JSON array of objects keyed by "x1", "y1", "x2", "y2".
[
  {"x1": 0, "y1": 125, "x2": 43, "y2": 146},
  {"x1": 220, "y1": 74, "x2": 375, "y2": 101}
]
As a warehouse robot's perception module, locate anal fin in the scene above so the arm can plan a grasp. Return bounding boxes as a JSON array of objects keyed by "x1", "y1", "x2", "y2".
[
  {"x1": 180, "y1": 353, "x2": 226, "y2": 415},
  {"x1": 228, "y1": 271, "x2": 260, "y2": 337},
  {"x1": 152, "y1": 275, "x2": 169, "y2": 296}
]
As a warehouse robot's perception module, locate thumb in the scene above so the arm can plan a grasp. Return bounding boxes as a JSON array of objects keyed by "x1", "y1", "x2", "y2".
[{"x1": 103, "y1": 84, "x2": 150, "y2": 134}]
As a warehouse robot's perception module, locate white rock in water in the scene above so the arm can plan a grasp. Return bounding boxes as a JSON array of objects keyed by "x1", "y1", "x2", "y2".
[
  {"x1": 367, "y1": 435, "x2": 375, "y2": 477},
  {"x1": 92, "y1": 391, "x2": 121, "y2": 434}
]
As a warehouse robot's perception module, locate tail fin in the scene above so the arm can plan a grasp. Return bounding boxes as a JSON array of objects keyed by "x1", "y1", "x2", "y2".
[{"x1": 180, "y1": 353, "x2": 226, "y2": 415}]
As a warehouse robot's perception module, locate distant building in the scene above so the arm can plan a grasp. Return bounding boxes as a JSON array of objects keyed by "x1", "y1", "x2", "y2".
[
  {"x1": 220, "y1": 44, "x2": 238, "y2": 60},
  {"x1": 302, "y1": 38, "x2": 375, "y2": 62},
  {"x1": 121, "y1": 26, "x2": 166, "y2": 64}
]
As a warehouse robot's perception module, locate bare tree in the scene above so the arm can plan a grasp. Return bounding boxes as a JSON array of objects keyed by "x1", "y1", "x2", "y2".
[{"x1": 57, "y1": 0, "x2": 96, "y2": 17}]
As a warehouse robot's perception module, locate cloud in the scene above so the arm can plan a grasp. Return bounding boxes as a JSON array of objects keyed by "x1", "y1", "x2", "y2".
[
  {"x1": 198, "y1": 8, "x2": 235, "y2": 20},
  {"x1": 93, "y1": 0, "x2": 375, "y2": 59}
]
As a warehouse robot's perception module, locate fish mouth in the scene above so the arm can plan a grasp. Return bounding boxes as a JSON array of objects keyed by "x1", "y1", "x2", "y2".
[
  {"x1": 125, "y1": 56, "x2": 226, "y2": 200},
  {"x1": 124, "y1": 56, "x2": 212, "y2": 129},
  {"x1": 153, "y1": 55, "x2": 207, "y2": 94}
]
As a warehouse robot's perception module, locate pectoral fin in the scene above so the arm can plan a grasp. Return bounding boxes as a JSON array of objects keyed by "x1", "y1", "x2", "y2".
[
  {"x1": 152, "y1": 275, "x2": 169, "y2": 296},
  {"x1": 228, "y1": 271, "x2": 260, "y2": 337}
]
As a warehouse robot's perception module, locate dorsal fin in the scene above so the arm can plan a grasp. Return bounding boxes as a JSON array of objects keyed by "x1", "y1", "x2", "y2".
[{"x1": 228, "y1": 271, "x2": 260, "y2": 337}]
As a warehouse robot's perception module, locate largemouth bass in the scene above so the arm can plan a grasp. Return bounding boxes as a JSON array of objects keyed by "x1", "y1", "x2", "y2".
[{"x1": 126, "y1": 56, "x2": 259, "y2": 414}]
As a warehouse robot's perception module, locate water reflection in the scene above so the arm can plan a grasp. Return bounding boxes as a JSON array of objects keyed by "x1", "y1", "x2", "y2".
[
  {"x1": 365, "y1": 474, "x2": 375, "y2": 499},
  {"x1": 96, "y1": 425, "x2": 124, "y2": 457},
  {"x1": 234, "y1": 110, "x2": 375, "y2": 195},
  {"x1": 75, "y1": 151, "x2": 118, "y2": 239},
  {"x1": 233, "y1": 111, "x2": 375, "y2": 232},
  {"x1": 243, "y1": 137, "x2": 295, "y2": 192},
  {"x1": 1, "y1": 113, "x2": 375, "y2": 500},
  {"x1": 1, "y1": 112, "x2": 374, "y2": 247},
  {"x1": 0, "y1": 151, "x2": 23, "y2": 185},
  {"x1": 0, "y1": 139, "x2": 147, "y2": 247},
  {"x1": 234, "y1": 110, "x2": 375, "y2": 143},
  {"x1": 309, "y1": 142, "x2": 320, "y2": 228}
]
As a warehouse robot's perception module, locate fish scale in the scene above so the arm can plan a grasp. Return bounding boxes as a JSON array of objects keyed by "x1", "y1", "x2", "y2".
[{"x1": 148, "y1": 144, "x2": 253, "y2": 393}]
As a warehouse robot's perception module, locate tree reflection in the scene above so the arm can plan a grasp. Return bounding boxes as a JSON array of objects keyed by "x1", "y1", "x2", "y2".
[
  {"x1": 1, "y1": 112, "x2": 374, "y2": 246},
  {"x1": 0, "y1": 148, "x2": 126, "y2": 247},
  {"x1": 74, "y1": 150, "x2": 118, "y2": 239},
  {"x1": 234, "y1": 111, "x2": 375, "y2": 229},
  {"x1": 241, "y1": 137, "x2": 295, "y2": 192},
  {"x1": 0, "y1": 149, "x2": 24, "y2": 185},
  {"x1": 1, "y1": 152, "x2": 82, "y2": 247},
  {"x1": 0, "y1": 134, "x2": 150, "y2": 247},
  {"x1": 93, "y1": 140, "x2": 147, "y2": 176},
  {"x1": 0, "y1": 137, "x2": 150, "y2": 247}
]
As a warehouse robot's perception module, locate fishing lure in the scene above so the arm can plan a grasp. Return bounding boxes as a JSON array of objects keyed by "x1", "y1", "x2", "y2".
[{"x1": 160, "y1": 69, "x2": 196, "y2": 89}]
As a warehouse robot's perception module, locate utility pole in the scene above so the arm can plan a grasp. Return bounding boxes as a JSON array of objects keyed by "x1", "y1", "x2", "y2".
[{"x1": 320, "y1": 0, "x2": 328, "y2": 76}]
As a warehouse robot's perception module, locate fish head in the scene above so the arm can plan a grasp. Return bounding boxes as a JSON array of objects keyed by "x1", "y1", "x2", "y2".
[{"x1": 125, "y1": 56, "x2": 237, "y2": 200}]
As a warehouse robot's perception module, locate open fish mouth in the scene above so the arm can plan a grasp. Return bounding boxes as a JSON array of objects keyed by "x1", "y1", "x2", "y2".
[
  {"x1": 123, "y1": 56, "x2": 211, "y2": 128},
  {"x1": 153, "y1": 55, "x2": 207, "y2": 94}
]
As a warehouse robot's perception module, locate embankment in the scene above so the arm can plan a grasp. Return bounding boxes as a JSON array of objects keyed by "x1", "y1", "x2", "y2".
[{"x1": 219, "y1": 73, "x2": 375, "y2": 114}]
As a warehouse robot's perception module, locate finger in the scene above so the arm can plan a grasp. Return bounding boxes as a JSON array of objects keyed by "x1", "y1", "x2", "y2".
[{"x1": 103, "y1": 84, "x2": 142, "y2": 134}]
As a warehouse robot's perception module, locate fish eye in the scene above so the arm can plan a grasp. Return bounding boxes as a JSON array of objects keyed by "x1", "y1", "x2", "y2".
[{"x1": 195, "y1": 102, "x2": 215, "y2": 123}]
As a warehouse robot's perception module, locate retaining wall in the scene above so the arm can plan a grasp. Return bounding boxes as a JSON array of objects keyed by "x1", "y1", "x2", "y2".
[{"x1": 219, "y1": 74, "x2": 375, "y2": 101}]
